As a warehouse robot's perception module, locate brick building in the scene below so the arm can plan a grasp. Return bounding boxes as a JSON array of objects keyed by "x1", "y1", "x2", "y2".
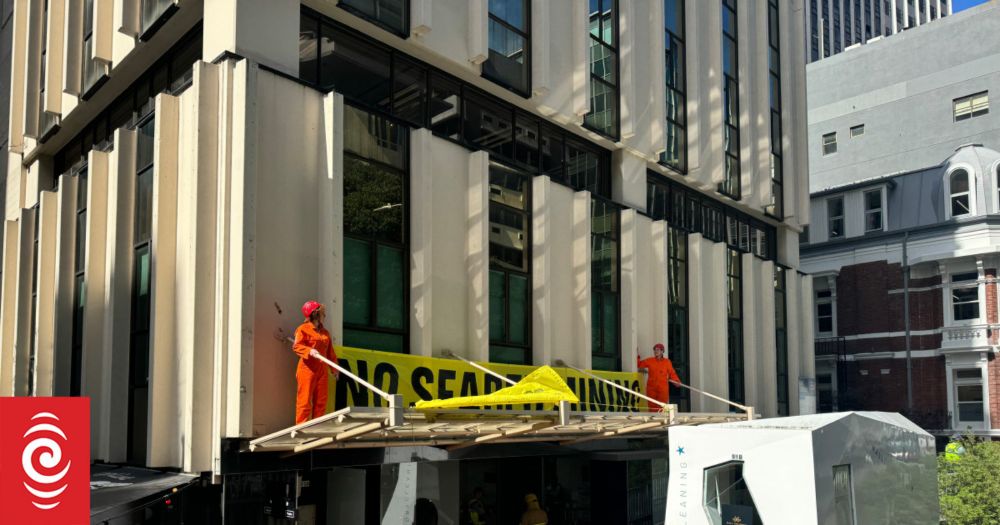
[
  {"x1": 803, "y1": 144, "x2": 1000, "y2": 435},
  {"x1": 802, "y1": 2, "x2": 1000, "y2": 437}
]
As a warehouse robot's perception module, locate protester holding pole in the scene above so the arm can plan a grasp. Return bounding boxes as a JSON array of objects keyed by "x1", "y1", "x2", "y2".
[
  {"x1": 636, "y1": 343, "x2": 681, "y2": 412},
  {"x1": 293, "y1": 301, "x2": 339, "y2": 424}
]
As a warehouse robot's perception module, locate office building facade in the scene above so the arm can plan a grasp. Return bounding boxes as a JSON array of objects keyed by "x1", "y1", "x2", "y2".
[
  {"x1": 2, "y1": 0, "x2": 813, "y2": 521},
  {"x1": 807, "y1": 0, "x2": 953, "y2": 62}
]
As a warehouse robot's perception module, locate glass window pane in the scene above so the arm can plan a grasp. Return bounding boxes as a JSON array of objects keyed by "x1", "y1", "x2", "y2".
[
  {"x1": 343, "y1": 157, "x2": 405, "y2": 243},
  {"x1": 344, "y1": 238, "x2": 372, "y2": 326},
  {"x1": 299, "y1": 15, "x2": 319, "y2": 85},
  {"x1": 489, "y1": 270, "x2": 507, "y2": 341},
  {"x1": 484, "y1": 19, "x2": 528, "y2": 94},
  {"x1": 344, "y1": 328, "x2": 405, "y2": 354},
  {"x1": 320, "y1": 24, "x2": 391, "y2": 109},
  {"x1": 950, "y1": 170, "x2": 968, "y2": 193},
  {"x1": 429, "y1": 74, "x2": 462, "y2": 140},
  {"x1": 958, "y1": 384, "x2": 984, "y2": 402},
  {"x1": 509, "y1": 273, "x2": 528, "y2": 345},
  {"x1": 375, "y1": 244, "x2": 405, "y2": 330},
  {"x1": 134, "y1": 167, "x2": 153, "y2": 243},
  {"x1": 343, "y1": 106, "x2": 406, "y2": 169},
  {"x1": 489, "y1": 0, "x2": 526, "y2": 29},
  {"x1": 602, "y1": 292, "x2": 617, "y2": 358},
  {"x1": 958, "y1": 403, "x2": 984, "y2": 421},
  {"x1": 464, "y1": 93, "x2": 514, "y2": 159},
  {"x1": 393, "y1": 57, "x2": 427, "y2": 126}
]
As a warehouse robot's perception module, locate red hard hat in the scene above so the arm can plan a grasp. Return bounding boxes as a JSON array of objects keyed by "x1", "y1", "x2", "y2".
[
  {"x1": 302, "y1": 301, "x2": 323, "y2": 318},
  {"x1": 653, "y1": 343, "x2": 665, "y2": 351}
]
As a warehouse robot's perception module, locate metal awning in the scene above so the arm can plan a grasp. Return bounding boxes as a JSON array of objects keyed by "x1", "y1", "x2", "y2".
[{"x1": 248, "y1": 405, "x2": 749, "y2": 454}]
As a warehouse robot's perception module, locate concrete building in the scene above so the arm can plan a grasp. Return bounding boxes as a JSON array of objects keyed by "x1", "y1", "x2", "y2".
[
  {"x1": 802, "y1": 1, "x2": 1000, "y2": 437},
  {"x1": 806, "y1": 0, "x2": 953, "y2": 62},
  {"x1": 2, "y1": 0, "x2": 813, "y2": 521},
  {"x1": 0, "y1": 1, "x2": 13, "y2": 236}
]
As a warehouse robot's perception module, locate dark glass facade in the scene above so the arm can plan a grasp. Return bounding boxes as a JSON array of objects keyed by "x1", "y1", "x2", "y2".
[{"x1": 661, "y1": 0, "x2": 687, "y2": 172}]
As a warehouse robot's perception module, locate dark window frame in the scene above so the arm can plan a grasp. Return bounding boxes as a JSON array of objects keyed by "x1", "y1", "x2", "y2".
[
  {"x1": 647, "y1": 171, "x2": 778, "y2": 262},
  {"x1": 583, "y1": 0, "x2": 621, "y2": 140},
  {"x1": 765, "y1": 0, "x2": 783, "y2": 219},
  {"x1": 139, "y1": 0, "x2": 180, "y2": 42},
  {"x1": 726, "y1": 247, "x2": 744, "y2": 406},
  {"x1": 483, "y1": 0, "x2": 532, "y2": 97},
  {"x1": 719, "y1": 0, "x2": 741, "y2": 200},
  {"x1": 28, "y1": 205, "x2": 40, "y2": 396},
  {"x1": 591, "y1": 195, "x2": 622, "y2": 371},
  {"x1": 299, "y1": 10, "x2": 613, "y2": 199},
  {"x1": 70, "y1": 163, "x2": 89, "y2": 396},
  {"x1": 774, "y1": 265, "x2": 789, "y2": 416},
  {"x1": 488, "y1": 161, "x2": 533, "y2": 364},
  {"x1": 127, "y1": 114, "x2": 156, "y2": 465},
  {"x1": 660, "y1": 0, "x2": 687, "y2": 174},
  {"x1": 342, "y1": 105, "x2": 411, "y2": 354},
  {"x1": 338, "y1": 0, "x2": 410, "y2": 38}
]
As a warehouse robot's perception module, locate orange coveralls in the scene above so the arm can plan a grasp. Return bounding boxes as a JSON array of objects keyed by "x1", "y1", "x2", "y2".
[
  {"x1": 637, "y1": 356, "x2": 680, "y2": 411},
  {"x1": 293, "y1": 321, "x2": 337, "y2": 424}
]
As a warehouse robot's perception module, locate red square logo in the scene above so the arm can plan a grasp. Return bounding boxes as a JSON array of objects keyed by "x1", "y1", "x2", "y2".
[{"x1": 0, "y1": 397, "x2": 90, "y2": 524}]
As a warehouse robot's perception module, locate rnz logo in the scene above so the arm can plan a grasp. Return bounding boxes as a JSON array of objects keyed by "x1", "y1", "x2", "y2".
[
  {"x1": 0, "y1": 397, "x2": 89, "y2": 523},
  {"x1": 22, "y1": 412, "x2": 73, "y2": 509}
]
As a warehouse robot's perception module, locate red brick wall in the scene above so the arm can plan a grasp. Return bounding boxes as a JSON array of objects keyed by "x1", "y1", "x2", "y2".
[
  {"x1": 990, "y1": 354, "x2": 1000, "y2": 426},
  {"x1": 840, "y1": 357, "x2": 948, "y2": 427},
  {"x1": 835, "y1": 261, "x2": 943, "y2": 338}
]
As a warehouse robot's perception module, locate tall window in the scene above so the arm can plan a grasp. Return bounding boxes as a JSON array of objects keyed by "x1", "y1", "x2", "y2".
[
  {"x1": 954, "y1": 369, "x2": 984, "y2": 424},
  {"x1": 489, "y1": 163, "x2": 531, "y2": 364},
  {"x1": 342, "y1": 106, "x2": 409, "y2": 354},
  {"x1": 484, "y1": 0, "x2": 530, "y2": 96},
  {"x1": 827, "y1": 196, "x2": 844, "y2": 239},
  {"x1": 591, "y1": 198, "x2": 620, "y2": 371},
  {"x1": 863, "y1": 189, "x2": 882, "y2": 232},
  {"x1": 339, "y1": 0, "x2": 408, "y2": 36},
  {"x1": 951, "y1": 272, "x2": 980, "y2": 322},
  {"x1": 81, "y1": 0, "x2": 108, "y2": 98},
  {"x1": 953, "y1": 92, "x2": 989, "y2": 122},
  {"x1": 661, "y1": 0, "x2": 687, "y2": 172},
  {"x1": 726, "y1": 248, "x2": 744, "y2": 405},
  {"x1": 28, "y1": 206, "x2": 40, "y2": 395},
  {"x1": 668, "y1": 226, "x2": 689, "y2": 411},
  {"x1": 38, "y1": 0, "x2": 58, "y2": 138},
  {"x1": 129, "y1": 117, "x2": 155, "y2": 464},
  {"x1": 766, "y1": 0, "x2": 783, "y2": 218},
  {"x1": 719, "y1": 0, "x2": 740, "y2": 199},
  {"x1": 70, "y1": 166, "x2": 89, "y2": 396},
  {"x1": 949, "y1": 169, "x2": 971, "y2": 217},
  {"x1": 585, "y1": 0, "x2": 620, "y2": 139},
  {"x1": 774, "y1": 267, "x2": 789, "y2": 416},
  {"x1": 816, "y1": 289, "x2": 834, "y2": 334}
]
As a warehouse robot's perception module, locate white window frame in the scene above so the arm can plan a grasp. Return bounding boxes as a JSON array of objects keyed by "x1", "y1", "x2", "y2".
[
  {"x1": 850, "y1": 124, "x2": 864, "y2": 137},
  {"x1": 827, "y1": 196, "x2": 845, "y2": 239},
  {"x1": 945, "y1": 165, "x2": 976, "y2": 220},
  {"x1": 863, "y1": 188, "x2": 885, "y2": 233},
  {"x1": 953, "y1": 368, "x2": 986, "y2": 428},
  {"x1": 945, "y1": 263, "x2": 984, "y2": 326},
  {"x1": 815, "y1": 276, "x2": 837, "y2": 336},
  {"x1": 822, "y1": 132, "x2": 837, "y2": 155},
  {"x1": 953, "y1": 91, "x2": 989, "y2": 122},
  {"x1": 992, "y1": 160, "x2": 1000, "y2": 214}
]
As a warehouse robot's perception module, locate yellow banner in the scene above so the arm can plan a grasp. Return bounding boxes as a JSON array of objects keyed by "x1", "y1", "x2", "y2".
[{"x1": 328, "y1": 346, "x2": 646, "y2": 413}]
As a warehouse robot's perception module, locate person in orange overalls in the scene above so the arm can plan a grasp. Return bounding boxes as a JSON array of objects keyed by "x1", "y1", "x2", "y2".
[
  {"x1": 293, "y1": 301, "x2": 339, "y2": 424},
  {"x1": 637, "y1": 343, "x2": 681, "y2": 412}
]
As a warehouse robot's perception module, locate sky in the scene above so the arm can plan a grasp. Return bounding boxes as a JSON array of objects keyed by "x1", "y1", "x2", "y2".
[{"x1": 953, "y1": 0, "x2": 991, "y2": 12}]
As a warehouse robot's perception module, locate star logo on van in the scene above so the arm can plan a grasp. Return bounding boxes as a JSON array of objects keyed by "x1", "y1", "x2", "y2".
[{"x1": 677, "y1": 446, "x2": 685, "y2": 455}]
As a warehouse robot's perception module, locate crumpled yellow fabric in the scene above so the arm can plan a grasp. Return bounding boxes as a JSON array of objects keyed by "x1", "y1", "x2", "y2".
[{"x1": 415, "y1": 365, "x2": 580, "y2": 409}]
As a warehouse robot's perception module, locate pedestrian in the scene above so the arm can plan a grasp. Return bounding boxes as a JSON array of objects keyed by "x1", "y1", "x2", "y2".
[
  {"x1": 636, "y1": 343, "x2": 681, "y2": 412},
  {"x1": 466, "y1": 487, "x2": 487, "y2": 525},
  {"x1": 293, "y1": 301, "x2": 338, "y2": 424},
  {"x1": 519, "y1": 493, "x2": 548, "y2": 525}
]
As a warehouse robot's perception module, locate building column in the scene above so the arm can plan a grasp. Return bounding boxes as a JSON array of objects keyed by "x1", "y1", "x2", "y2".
[
  {"x1": 203, "y1": 0, "x2": 301, "y2": 76},
  {"x1": 99, "y1": 127, "x2": 137, "y2": 463},
  {"x1": 51, "y1": 173, "x2": 79, "y2": 396},
  {"x1": 466, "y1": 151, "x2": 490, "y2": 362},
  {"x1": 82, "y1": 150, "x2": 110, "y2": 460}
]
